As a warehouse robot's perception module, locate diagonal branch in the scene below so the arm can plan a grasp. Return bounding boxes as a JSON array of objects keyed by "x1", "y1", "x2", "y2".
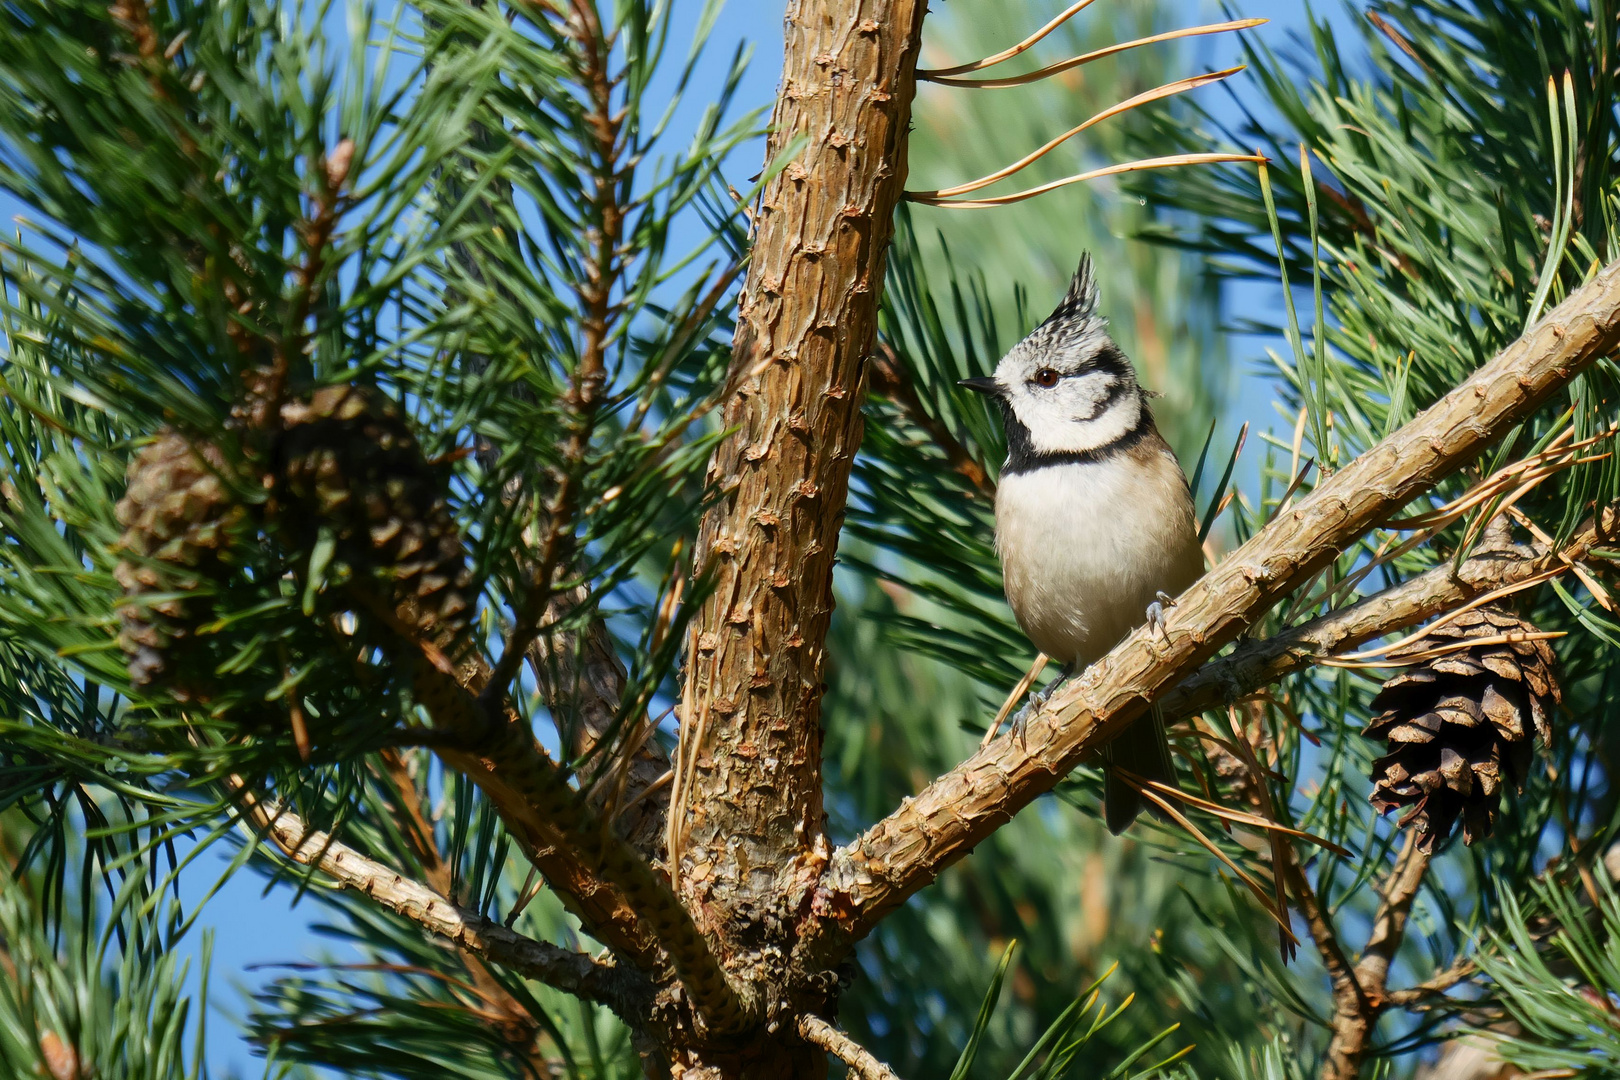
[
  {"x1": 1160, "y1": 500, "x2": 1620, "y2": 722},
  {"x1": 370, "y1": 746, "x2": 604, "y2": 1068},
  {"x1": 411, "y1": 656, "x2": 760, "y2": 1036},
  {"x1": 237, "y1": 788, "x2": 646, "y2": 1017},
  {"x1": 797, "y1": 1015, "x2": 902, "y2": 1080},
  {"x1": 800, "y1": 257, "x2": 1620, "y2": 970},
  {"x1": 1321, "y1": 834, "x2": 1432, "y2": 1080},
  {"x1": 1358, "y1": 835, "x2": 1431, "y2": 998}
]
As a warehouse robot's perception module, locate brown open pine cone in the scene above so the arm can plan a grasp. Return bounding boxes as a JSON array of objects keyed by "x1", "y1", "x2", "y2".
[
  {"x1": 1364, "y1": 606, "x2": 1560, "y2": 852},
  {"x1": 114, "y1": 385, "x2": 476, "y2": 697}
]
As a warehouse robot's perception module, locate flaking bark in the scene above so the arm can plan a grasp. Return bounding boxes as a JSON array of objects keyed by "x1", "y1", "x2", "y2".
[{"x1": 675, "y1": 0, "x2": 927, "y2": 957}]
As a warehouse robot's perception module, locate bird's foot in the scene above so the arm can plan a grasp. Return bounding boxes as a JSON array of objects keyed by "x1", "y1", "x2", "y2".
[
  {"x1": 1007, "y1": 699, "x2": 1036, "y2": 745},
  {"x1": 1009, "y1": 664, "x2": 1076, "y2": 744},
  {"x1": 1146, "y1": 591, "x2": 1177, "y2": 645}
]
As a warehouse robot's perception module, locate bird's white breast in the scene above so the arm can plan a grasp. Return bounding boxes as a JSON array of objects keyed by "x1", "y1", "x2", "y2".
[{"x1": 995, "y1": 450, "x2": 1202, "y2": 667}]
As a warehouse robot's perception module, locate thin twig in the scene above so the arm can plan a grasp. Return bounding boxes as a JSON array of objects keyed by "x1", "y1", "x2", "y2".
[
  {"x1": 234, "y1": 787, "x2": 642, "y2": 1015},
  {"x1": 797, "y1": 1015, "x2": 903, "y2": 1080},
  {"x1": 1382, "y1": 956, "x2": 1478, "y2": 1007},
  {"x1": 1321, "y1": 833, "x2": 1432, "y2": 1080},
  {"x1": 414, "y1": 653, "x2": 761, "y2": 1035},
  {"x1": 1357, "y1": 833, "x2": 1432, "y2": 1004},
  {"x1": 1283, "y1": 845, "x2": 1370, "y2": 1077}
]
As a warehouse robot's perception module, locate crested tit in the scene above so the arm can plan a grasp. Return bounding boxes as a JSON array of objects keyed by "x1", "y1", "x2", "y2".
[{"x1": 962, "y1": 256, "x2": 1203, "y2": 833}]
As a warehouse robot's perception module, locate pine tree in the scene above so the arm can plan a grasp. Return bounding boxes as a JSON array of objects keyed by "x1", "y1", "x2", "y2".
[{"x1": 4, "y1": 1, "x2": 1620, "y2": 1079}]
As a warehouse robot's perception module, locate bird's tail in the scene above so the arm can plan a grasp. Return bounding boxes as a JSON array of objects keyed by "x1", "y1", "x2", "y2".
[{"x1": 1102, "y1": 701, "x2": 1178, "y2": 835}]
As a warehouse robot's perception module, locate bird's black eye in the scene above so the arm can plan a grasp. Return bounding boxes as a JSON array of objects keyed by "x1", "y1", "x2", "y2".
[{"x1": 1032, "y1": 368, "x2": 1060, "y2": 388}]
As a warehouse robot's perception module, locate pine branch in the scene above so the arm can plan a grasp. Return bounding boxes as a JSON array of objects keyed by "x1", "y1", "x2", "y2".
[
  {"x1": 1160, "y1": 501, "x2": 1620, "y2": 722},
  {"x1": 1281, "y1": 850, "x2": 1369, "y2": 1066},
  {"x1": 370, "y1": 746, "x2": 590, "y2": 1065},
  {"x1": 802, "y1": 257, "x2": 1620, "y2": 969},
  {"x1": 797, "y1": 1015, "x2": 902, "y2": 1080},
  {"x1": 237, "y1": 787, "x2": 645, "y2": 1016},
  {"x1": 1382, "y1": 957, "x2": 1478, "y2": 1009},
  {"x1": 1297, "y1": 831, "x2": 1432, "y2": 1080},
  {"x1": 479, "y1": 4, "x2": 624, "y2": 715},
  {"x1": 412, "y1": 656, "x2": 760, "y2": 1037},
  {"x1": 672, "y1": 0, "x2": 928, "y2": 954}
]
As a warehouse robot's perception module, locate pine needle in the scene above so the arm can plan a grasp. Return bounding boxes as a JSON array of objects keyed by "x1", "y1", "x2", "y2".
[
  {"x1": 912, "y1": 69, "x2": 1247, "y2": 200},
  {"x1": 918, "y1": 0, "x2": 1106, "y2": 78},
  {"x1": 922, "y1": 19, "x2": 1267, "y2": 88},
  {"x1": 911, "y1": 153, "x2": 1267, "y2": 209}
]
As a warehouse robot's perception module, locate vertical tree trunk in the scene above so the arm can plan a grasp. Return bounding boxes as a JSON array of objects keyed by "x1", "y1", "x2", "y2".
[{"x1": 672, "y1": 1, "x2": 926, "y2": 1069}]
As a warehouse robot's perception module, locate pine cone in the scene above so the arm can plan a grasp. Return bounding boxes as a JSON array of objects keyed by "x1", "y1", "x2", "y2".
[
  {"x1": 113, "y1": 431, "x2": 245, "y2": 696},
  {"x1": 1365, "y1": 607, "x2": 1560, "y2": 851},
  {"x1": 274, "y1": 385, "x2": 474, "y2": 653}
]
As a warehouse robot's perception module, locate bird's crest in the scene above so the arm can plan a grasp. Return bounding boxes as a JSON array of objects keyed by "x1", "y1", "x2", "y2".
[
  {"x1": 1053, "y1": 254, "x2": 1099, "y2": 320},
  {"x1": 1030, "y1": 254, "x2": 1108, "y2": 352}
]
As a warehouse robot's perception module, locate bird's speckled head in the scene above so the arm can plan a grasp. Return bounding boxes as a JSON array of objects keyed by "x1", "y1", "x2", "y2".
[{"x1": 961, "y1": 256, "x2": 1147, "y2": 466}]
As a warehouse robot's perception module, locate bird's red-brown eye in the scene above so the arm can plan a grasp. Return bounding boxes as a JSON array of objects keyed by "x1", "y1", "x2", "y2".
[{"x1": 1033, "y1": 368, "x2": 1060, "y2": 388}]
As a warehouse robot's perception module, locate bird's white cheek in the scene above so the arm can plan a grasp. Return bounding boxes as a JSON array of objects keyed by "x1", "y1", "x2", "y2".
[{"x1": 1021, "y1": 395, "x2": 1142, "y2": 455}]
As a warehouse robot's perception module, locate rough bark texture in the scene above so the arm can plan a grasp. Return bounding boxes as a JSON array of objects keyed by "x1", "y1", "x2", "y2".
[
  {"x1": 1161, "y1": 500, "x2": 1620, "y2": 721},
  {"x1": 799, "y1": 257, "x2": 1620, "y2": 970},
  {"x1": 676, "y1": 0, "x2": 926, "y2": 956}
]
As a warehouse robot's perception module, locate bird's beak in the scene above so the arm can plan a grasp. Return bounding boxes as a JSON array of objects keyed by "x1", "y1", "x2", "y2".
[{"x1": 958, "y1": 376, "x2": 1000, "y2": 397}]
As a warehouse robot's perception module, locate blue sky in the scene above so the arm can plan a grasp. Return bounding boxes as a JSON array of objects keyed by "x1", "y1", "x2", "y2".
[{"x1": 0, "y1": 1, "x2": 1351, "y2": 1073}]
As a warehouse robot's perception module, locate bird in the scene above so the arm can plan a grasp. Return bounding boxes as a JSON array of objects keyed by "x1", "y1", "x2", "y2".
[{"x1": 960, "y1": 254, "x2": 1204, "y2": 833}]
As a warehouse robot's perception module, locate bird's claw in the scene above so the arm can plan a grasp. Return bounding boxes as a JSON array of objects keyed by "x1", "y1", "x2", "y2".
[
  {"x1": 1007, "y1": 681, "x2": 1053, "y2": 743},
  {"x1": 1146, "y1": 591, "x2": 1177, "y2": 643},
  {"x1": 1007, "y1": 665, "x2": 1077, "y2": 743},
  {"x1": 1007, "y1": 699, "x2": 1035, "y2": 745}
]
